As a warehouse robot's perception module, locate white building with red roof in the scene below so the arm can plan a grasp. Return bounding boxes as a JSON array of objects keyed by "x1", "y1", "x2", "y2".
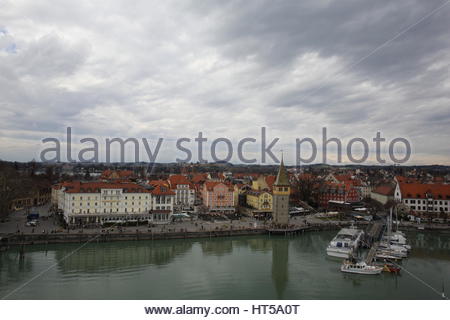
[
  {"x1": 167, "y1": 174, "x2": 195, "y2": 212},
  {"x1": 394, "y1": 179, "x2": 450, "y2": 216},
  {"x1": 55, "y1": 180, "x2": 174, "y2": 225}
]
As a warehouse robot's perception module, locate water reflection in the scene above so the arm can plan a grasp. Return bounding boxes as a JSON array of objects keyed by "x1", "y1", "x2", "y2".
[
  {"x1": 53, "y1": 241, "x2": 194, "y2": 273},
  {"x1": 271, "y1": 239, "x2": 289, "y2": 299},
  {"x1": 1, "y1": 231, "x2": 449, "y2": 299}
]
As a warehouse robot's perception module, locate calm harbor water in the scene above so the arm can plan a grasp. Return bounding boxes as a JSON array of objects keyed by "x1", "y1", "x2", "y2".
[{"x1": 1, "y1": 231, "x2": 449, "y2": 299}]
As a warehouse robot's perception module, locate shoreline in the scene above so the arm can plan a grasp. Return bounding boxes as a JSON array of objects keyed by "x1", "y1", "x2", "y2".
[{"x1": 1, "y1": 221, "x2": 449, "y2": 247}]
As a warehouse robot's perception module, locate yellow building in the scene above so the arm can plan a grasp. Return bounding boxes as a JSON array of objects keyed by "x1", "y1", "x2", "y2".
[
  {"x1": 252, "y1": 175, "x2": 269, "y2": 191},
  {"x1": 246, "y1": 190, "x2": 272, "y2": 211}
]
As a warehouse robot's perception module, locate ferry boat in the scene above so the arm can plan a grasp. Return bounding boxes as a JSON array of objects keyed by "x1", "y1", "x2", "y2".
[
  {"x1": 340, "y1": 260, "x2": 383, "y2": 275},
  {"x1": 326, "y1": 227, "x2": 364, "y2": 259}
]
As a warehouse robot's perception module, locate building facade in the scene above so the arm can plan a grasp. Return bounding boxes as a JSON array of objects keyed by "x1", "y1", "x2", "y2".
[
  {"x1": 201, "y1": 181, "x2": 235, "y2": 212},
  {"x1": 394, "y1": 181, "x2": 450, "y2": 216},
  {"x1": 54, "y1": 181, "x2": 174, "y2": 225},
  {"x1": 168, "y1": 174, "x2": 195, "y2": 212},
  {"x1": 246, "y1": 190, "x2": 272, "y2": 211},
  {"x1": 317, "y1": 182, "x2": 359, "y2": 208}
]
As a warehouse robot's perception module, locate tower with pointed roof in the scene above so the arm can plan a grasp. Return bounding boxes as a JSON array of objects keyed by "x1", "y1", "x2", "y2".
[{"x1": 272, "y1": 156, "x2": 290, "y2": 225}]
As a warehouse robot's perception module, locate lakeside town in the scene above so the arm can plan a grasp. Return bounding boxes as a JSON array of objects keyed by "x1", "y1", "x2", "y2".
[{"x1": 1, "y1": 160, "x2": 450, "y2": 243}]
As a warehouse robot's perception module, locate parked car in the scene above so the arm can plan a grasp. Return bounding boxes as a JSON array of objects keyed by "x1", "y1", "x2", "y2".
[{"x1": 26, "y1": 221, "x2": 37, "y2": 227}]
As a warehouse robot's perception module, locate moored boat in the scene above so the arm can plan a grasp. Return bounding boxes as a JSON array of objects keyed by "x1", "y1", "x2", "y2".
[
  {"x1": 326, "y1": 227, "x2": 364, "y2": 259},
  {"x1": 340, "y1": 260, "x2": 383, "y2": 275}
]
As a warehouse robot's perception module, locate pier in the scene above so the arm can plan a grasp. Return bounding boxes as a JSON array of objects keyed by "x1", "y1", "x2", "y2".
[
  {"x1": 363, "y1": 221, "x2": 384, "y2": 248},
  {"x1": 365, "y1": 241, "x2": 379, "y2": 264}
]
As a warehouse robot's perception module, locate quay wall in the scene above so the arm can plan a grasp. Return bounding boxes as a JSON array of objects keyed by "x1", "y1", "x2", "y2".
[{"x1": 1, "y1": 221, "x2": 449, "y2": 247}]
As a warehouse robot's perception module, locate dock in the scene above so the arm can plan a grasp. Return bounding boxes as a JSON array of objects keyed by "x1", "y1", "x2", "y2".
[
  {"x1": 267, "y1": 226, "x2": 311, "y2": 235},
  {"x1": 365, "y1": 241, "x2": 379, "y2": 263},
  {"x1": 363, "y1": 221, "x2": 384, "y2": 247}
]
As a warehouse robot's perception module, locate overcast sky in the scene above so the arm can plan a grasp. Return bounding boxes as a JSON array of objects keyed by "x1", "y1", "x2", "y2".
[{"x1": 1, "y1": 0, "x2": 449, "y2": 165}]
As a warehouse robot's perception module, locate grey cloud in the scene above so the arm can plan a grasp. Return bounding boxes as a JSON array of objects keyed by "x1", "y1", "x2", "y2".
[{"x1": 0, "y1": 0, "x2": 449, "y2": 164}]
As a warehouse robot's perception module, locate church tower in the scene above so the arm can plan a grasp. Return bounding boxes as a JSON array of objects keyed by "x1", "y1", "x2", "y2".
[{"x1": 272, "y1": 157, "x2": 290, "y2": 225}]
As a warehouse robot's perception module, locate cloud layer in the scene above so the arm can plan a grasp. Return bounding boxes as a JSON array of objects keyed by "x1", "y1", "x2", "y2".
[{"x1": 1, "y1": 0, "x2": 449, "y2": 164}]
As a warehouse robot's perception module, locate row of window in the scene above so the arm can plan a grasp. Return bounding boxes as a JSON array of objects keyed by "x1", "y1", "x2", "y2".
[
  {"x1": 404, "y1": 199, "x2": 449, "y2": 205},
  {"x1": 71, "y1": 208, "x2": 148, "y2": 214},
  {"x1": 71, "y1": 195, "x2": 149, "y2": 200},
  {"x1": 409, "y1": 206, "x2": 448, "y2": 212}
]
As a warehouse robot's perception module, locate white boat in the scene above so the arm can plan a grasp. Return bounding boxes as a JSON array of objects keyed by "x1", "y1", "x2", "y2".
[
  {"x1": 375, "y1": 252, "x2": 404, "y2": 261},
  {"x1": 326, "y1": 227, "x2": 364, "y2": 259},
  {"x1": 341, "y1": 261, "x2": 383, "y2": 275},
  {"x1": 379, "y1": 242, "x2": 410, "y2": 255},
  {"x1": 383, "y1": 233, "x2": 408, "y2": 245}
]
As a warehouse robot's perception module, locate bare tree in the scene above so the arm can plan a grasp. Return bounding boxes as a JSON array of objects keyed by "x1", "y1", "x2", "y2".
[
  {"x1": 0, "y1": 162, "x2": 19, "y2": 219},
  {"x1": 291, "y1": 174, "x2": 322, "y2": 207}
]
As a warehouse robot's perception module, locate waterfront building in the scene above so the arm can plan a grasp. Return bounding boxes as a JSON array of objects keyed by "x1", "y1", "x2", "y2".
[
  {"x1": 150, "y1": 184, "x2": 175, "y2": 223},
  {"x1": 167, "y1": 174, "x2": 195, "y2": 212},
  {"x1": 54, "y1": 181, "x2": 174, "y2": 225},
  {"x1": 244, "y1": 175, "x2": 274, "y2": 214},
  {"x1": 201, "y1": 181, "x2": 235, "y2": 213},
  {"x1": 246, "y1": 190, "x2": 272, "y2": 211},
  {"x1": 394, "y1": 179, "x2": 450, "y2": 217},
  {"x1": 272, "y1": 159, "x2": 290, "y2": 225}
]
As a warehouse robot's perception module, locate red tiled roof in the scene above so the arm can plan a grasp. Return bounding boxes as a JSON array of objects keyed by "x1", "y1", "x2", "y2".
[
  {"x1": 204, "y1": 181, "x2": 233, "y2": 192},
  {"x1": 265, "y1": 175, "x2": 276, "y2": 189},
  {"x1": 398, "y1": 182, "x2": 450, "y2": 199},
  {"x1": 150, "y1": 185, "x2": 175, "y2": 196},
  {"x1": 168, "y1": 174, "x2": 193, "y2": 189},
  {"x1": 334, "y1": 174, "x2": 352, "y2": 182},
  {"x1": 63, "y1": 181, "x2": 151, "y2": 193},
  {"x1": 148, "y1": 180, "x2": 169, "y2": 188},
  {"x1": 191, "y1": 173, "x2": 208, "y2": 184},
  {"x1": 372, "y1": 185, "x2": 394, "y2": 196}
]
